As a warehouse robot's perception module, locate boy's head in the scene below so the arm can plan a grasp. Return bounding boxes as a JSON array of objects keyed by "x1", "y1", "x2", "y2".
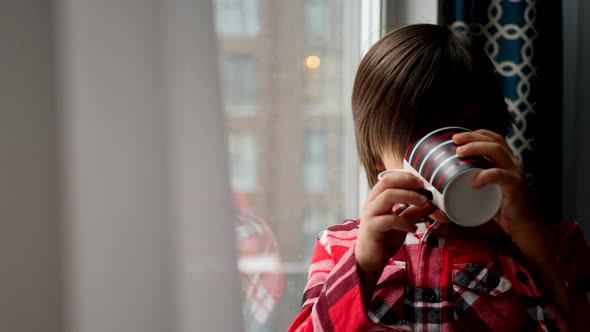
[{"x1": 352, "y1": 24, "x2": 510, "y2": 187}]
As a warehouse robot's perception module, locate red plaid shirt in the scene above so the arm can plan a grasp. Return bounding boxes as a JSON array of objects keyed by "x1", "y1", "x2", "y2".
[{"x1": 289, "y1": 216, "x2": 590, "y2": 331}]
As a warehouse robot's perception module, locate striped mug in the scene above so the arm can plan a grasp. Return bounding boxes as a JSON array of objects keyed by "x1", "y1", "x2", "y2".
[{"x1": 380, "y1": 127, "x2": 502, "y2": 227}]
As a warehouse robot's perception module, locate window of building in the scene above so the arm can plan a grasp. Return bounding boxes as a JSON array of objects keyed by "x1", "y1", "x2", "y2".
[
  {"x1": 214, "y1": 0, "x2": 259, "y2": 37},
  {"x1": 228, "y1": 131, "x2": 257, "y2": 192},
  {"x1": 303, "y1": 129, "x2": 326, "y2": 193},
  {"x1": 220, "y1": 55, "x2": 258, "y2": 116},
  {"x1": 304, "y1": 0, "x2": 324, "y2": 36},
  {"x1": 304, "y1": 52, "x2": 343, "y2": 114}
]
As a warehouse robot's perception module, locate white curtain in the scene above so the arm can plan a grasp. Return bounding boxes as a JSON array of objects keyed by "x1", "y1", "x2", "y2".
[
  {"x1": 0, "y1": 0, "x2": 243, "y2": 331},
  {"x1": 58, "y1": 0, "x2": 243, "y2": 331}
]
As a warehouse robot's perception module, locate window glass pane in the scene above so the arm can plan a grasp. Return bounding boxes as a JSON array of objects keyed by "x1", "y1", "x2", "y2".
[
  {"x1": 303, "y1": 129, "x2": 326, "y2": 193},
  {"x1": 214, "y1": 0, "x2": 259, "y2": 37},
  {"x1": 304, "y1": 55, "x2": 322, "y2": 105},
  {"x1": 304, "y1": 0, "x2": 324, "y2": 36},
  {"x1": 229, "y1": 131, "x2": 257, "y2": 192},
  {"x1": 304, "y1": 52, "x2": 343, "y2": 113},
  {"x1": 215, "y1": 1, "x2": 362, "y2": 330},
  {"x1": 220, "y1": 55, "x2": 258, "y2": 116}
]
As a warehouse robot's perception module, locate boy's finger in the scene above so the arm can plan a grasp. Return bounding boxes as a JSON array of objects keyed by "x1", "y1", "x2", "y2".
[
  {"x1": 472, "y1": 168, "x2": 519, "y2": 189},
  {"x1": 369, "y1": 188, "x2": 429, "y2": 215},
  {"x1": 369, "y1": 214, "x2": 417, "y2": 233},
  {"x1": 454, "y1": 130, "x2": 513, "y2": 153},
  {"x1": 452, "y1": 131, "x2": 495, "y2": 145},
  {"x1": 456, "y1": 141, "x2": 514, "y2": 170},
  {"x1": 368, "y1": 172, "x2": 424, "y2": 201},
  {"x1": 473, "y1": 129, "x2": 507, "y2": 145},
  {"x1": 399, "y1": 203, "x2": 436, "y2": 221}
]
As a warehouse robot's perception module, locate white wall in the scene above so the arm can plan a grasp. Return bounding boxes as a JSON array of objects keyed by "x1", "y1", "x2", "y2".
[{"x1": 0, "y1": 1, "x2": 63, "y2": 331}]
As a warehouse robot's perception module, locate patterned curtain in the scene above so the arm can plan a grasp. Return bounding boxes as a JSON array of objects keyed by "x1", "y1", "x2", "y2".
[{"x1": 441, "y1": 0, "x2": 539, "y2": 183}]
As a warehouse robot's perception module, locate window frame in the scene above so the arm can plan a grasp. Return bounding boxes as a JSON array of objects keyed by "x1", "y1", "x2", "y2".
[{"x1": 356, "y1": 0, "x2": 383, "y2": 213}]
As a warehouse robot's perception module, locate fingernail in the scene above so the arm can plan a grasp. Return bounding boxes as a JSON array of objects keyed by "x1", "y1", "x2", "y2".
[
  {"x1": 416, "y1": 189, "x2": 433, "y2": 201},
  {"x1": 393, "y1": 204, "x2": 410, "y2": 214},
  {"x1": 456, "y1": 147, "x2": 464, "y2": 157}
]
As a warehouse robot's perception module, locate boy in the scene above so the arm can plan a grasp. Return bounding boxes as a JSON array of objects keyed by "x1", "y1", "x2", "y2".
[{"x1": 289, "y1": 24, "x2": 590, "y2": 331}]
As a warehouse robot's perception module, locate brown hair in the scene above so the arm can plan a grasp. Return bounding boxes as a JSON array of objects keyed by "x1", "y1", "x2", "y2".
[{"x1": 352, "y1": 24, "x2": 510, "y2": 187}]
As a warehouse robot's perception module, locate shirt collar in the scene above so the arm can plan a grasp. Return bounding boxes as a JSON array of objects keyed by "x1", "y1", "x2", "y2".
[{"x1": 414, "y1": 219, "x2": 511, "y2": 253}]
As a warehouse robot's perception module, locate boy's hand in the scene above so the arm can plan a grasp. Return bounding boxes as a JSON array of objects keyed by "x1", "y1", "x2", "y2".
[
  {"x1": 356, "y1": 172, "x2": 434, "y2": 274},
  {"x1": 356, "y1": 171, "x2": 434, "y2": 307},
  {"x1": 453, "y1": 129, "x2": 570, "y2": 316},
  {"x1": 452, "y1": 129, "x2": 540, "y2": 237}
]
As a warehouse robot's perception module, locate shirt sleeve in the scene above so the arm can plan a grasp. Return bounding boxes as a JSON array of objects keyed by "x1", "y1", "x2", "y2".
[
  {"x1": 548, "y1": 221, "x2": 590, "y2": 330},
  {"x1": 288, "y1": 235, "x2": 374, "y2": 332}
]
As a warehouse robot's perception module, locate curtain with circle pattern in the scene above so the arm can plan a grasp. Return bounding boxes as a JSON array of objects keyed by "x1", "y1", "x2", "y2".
[{"x1": 441, "y1": 0, "x2": 539, "y2": 183}]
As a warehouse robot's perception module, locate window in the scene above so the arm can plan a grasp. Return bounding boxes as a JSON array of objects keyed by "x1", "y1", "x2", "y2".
[
  {"x1": 215, "y1": 1, "x2": 365, "y2": 330},
  {"x1": 304, "y1": 52, "x2": 343, "y2": 114},
  {"x1": 220, "y1": 55, "x2": 258, "y2": 116},
  {"x1": 214, "y1": 0, "x2": 259, "y2": 37},
  {"x1": 303, "y1": 129, "x2": 326, "y2": 193},
  {"x1": 304, "y1": 0, "x2": 324, "y2": 36},
  {"x1": 228, "y1": 131, "x2": 257, "y2": 192}
]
